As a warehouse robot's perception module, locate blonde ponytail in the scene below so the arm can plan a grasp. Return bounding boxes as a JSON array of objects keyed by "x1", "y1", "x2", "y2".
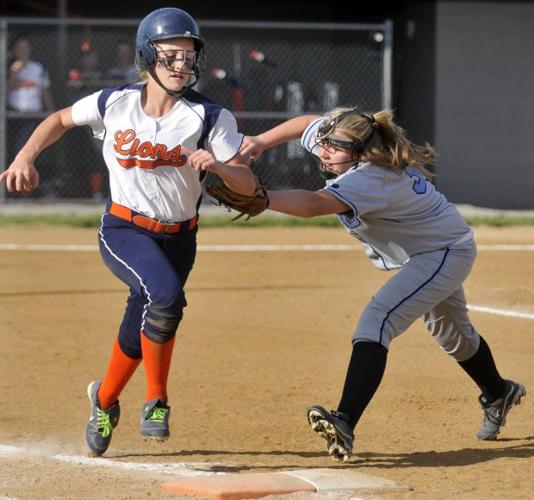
[{"x1": 330, "y1": 108, "x2": 436, "y2": 179}]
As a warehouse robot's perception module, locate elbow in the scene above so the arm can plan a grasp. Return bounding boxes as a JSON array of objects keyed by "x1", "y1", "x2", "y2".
[{"x1": 57, "y1": 107, "x2": 75, "y2": 129}]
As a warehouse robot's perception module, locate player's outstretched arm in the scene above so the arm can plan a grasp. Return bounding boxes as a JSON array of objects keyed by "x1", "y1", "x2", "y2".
[
  {"x1": 268, "y1": 189, "x2": 350, "y2": 218},
  {"x1": 0, "y1": 107, "x2": 75, "y2": 193},
  {"x1": 240, "y1": 114, "x2": 321, "y2": 159}
]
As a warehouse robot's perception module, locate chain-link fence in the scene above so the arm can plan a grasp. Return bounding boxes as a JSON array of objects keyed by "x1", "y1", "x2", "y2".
[{"x1": 0, "y1": 17, "x2": 392, "y2": 204}]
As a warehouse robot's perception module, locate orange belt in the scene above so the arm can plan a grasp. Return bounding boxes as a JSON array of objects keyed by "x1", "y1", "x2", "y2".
[{"x1": 109, "y1": 202, "x2": 198, "y2": 234}]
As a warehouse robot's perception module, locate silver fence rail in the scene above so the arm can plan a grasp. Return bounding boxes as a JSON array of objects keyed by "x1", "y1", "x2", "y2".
[{"x1": 0, "y1": 17, "x2": 392, "y2": 204}]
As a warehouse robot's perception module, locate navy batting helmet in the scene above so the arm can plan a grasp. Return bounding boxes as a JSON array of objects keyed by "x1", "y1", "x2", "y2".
[{"x1": 135, "y1": 7, "x2": 204, "y2": 69}]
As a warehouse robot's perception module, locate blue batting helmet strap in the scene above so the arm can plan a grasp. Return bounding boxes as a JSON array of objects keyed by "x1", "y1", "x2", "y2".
[{"x1": 135, "y1": 7, "x2": 204, "y2": 68}]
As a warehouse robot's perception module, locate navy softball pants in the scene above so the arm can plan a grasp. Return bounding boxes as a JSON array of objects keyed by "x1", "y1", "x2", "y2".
[{"x1": 98, "y1": 212, "x2": 197, "y2": 359}]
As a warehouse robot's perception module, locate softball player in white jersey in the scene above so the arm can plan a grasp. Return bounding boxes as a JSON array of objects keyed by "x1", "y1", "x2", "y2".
[
  {"x1": 0, "y1": 7, "x2": 255, "y2": 457},
  {"x1": 240, "y1": 107, "x2": 526, "y2": 462}
]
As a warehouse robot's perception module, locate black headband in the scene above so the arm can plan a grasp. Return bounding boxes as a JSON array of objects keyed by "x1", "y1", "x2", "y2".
[{"x1": 317, "y1": 108, "x2": 376, "y2": 153}]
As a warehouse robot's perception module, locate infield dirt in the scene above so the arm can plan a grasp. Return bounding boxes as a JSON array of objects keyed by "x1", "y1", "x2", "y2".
[{"x1": 0, "y1": 225, "x2": 533, "y2": 499}]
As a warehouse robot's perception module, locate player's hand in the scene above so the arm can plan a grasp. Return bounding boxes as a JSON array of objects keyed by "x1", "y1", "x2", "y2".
[
  {"x1": 239, "y1": 135, "x2": 267, "y2": 162},
  {"x1": 0, "y1": 156, "x2": 40, "y2": 193},
  {"x1": 9, "y1": 60, "x2": 25, "y2": 76},
  {"x1": 187, "y1": 148, "x2": 219, "y2": 173}
]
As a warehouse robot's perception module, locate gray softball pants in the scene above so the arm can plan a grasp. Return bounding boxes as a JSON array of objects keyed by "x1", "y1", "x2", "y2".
[{"x1": 353, "y1": 239, "x2": 480, "y2": 362}]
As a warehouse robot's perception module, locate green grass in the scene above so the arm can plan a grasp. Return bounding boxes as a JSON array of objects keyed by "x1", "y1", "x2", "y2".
[
  {"x1": 0, "y1": 213, "x2": 339, "y2": 228},
  {"x1": 463, "y1": 215, "x2": 534, "y2": 227},
  {"x1": 0, "y1": 214, "x2": 103, "y2": 227},
  {"x1": 1, "y1": 213, "x2": 534, "y2": 228},
  {"x1": 199, "y1": 214, "x2": 340, "y2": 227}
]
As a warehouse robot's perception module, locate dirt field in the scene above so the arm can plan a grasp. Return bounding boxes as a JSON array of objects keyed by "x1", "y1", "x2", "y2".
[{"x1": 0, "y1": 225, "x2": 533, "y2": 499}]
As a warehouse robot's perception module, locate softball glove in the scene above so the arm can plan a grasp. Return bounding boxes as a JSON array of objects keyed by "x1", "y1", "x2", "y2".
[{"x1": 206, "y1": 175, "x2": 269, "y2": 220}]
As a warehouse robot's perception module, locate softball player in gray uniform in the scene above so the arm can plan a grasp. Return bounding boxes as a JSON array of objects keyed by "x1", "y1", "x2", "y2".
[
  {"x1": 1, "y1": 7, "x2": 255, "y2": 457},
  {"x1": 240, "y1": 108, "x2": 526, "y2": 462}
]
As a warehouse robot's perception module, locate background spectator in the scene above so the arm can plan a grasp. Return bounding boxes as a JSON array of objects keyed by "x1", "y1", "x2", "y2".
[
  {"x1": 106, "y1": 40, "x2": 138, "y2": 83},
  {"x1": 65, "y1": 49, "x2": 108, "y2": 200},
  {"x1": 7, "y1": 35, "x2": 55, "y2": 154},
  {"x1": 79, "y1": 50, "x2": 104, "y2": 84}
]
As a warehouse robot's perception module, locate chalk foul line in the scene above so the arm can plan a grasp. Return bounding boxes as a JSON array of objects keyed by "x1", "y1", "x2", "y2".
[
  {"x1": 0, "y1": 444, "x2": 217, "y2": 476},
  {"x1": 467, "y1": 304, "x2": 534, "y2": 320},
  {"x1": 2, "y1": 243, "x2": 534, "y2": 252}
]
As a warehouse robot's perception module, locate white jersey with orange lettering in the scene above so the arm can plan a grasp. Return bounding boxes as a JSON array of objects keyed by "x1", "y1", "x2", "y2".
[{"x1": 71, "y1": 83, "x2": 242, "y2": 222}]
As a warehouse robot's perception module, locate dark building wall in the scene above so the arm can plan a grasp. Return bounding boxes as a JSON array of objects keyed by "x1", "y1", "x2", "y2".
[
  {"x1": 393, "y1": 2, "x2": 436, "y2": 147},
  {"x1": 434, "y1": 1, "x2": 534, "y2": 208},
  {"x1": 2, "y1": 1, "x2": 405, "y2": 23}
]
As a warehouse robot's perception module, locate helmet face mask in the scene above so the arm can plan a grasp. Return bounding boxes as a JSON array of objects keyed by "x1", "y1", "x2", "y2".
[
  {"x1": 154, "y1": 47, "x2": 199, "y2": 76},
  {"x1": 311, "y1": 137, "x2": 357, "y2": 180},
  {"x1": 313, "y1": 108, "x2": 378, "y2": 180},
  {"x1": 316, "y1": 135, "x2": 355, "y2": 153},
  {"x1": 318, "y1": 163, "x2": 343, "y2": 180}
]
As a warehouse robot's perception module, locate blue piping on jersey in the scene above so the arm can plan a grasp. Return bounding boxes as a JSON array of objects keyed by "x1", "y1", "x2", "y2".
[
  {"x1": 222, "y1": 133, "x2": 245, "y2": 165},
  {"x1": 181, "y1": 89, "x2": 226, "y2": 182},
  {"x1": 96, "y1": 86, "x2": 224, "y2": 185},
  {"x1": 378, "y1": 247, "x2": 450, "y2": 344},
  {"x1": 181, "y1": 89, "x2": 223, "y2": 150},
  {"x1": 373, "y1": 246, "x2": 394, "y2": 271},
  {"x1": 378, "y1": 254, "x2": 390, "y2": 271},
  {"x1": 96, "y1": 83, "x2": 144, "y2": 146},
  {"x1": 97, "y1": 83, "x2": 144, "y2": 119},
  {"x1": 378, "y1": 217, "x2": 402, "y2": 223},
  {"x1": 323, "y1": 187, "x2": 359, "y2": 224}
]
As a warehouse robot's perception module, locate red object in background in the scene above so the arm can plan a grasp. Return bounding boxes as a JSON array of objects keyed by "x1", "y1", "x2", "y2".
[
  {"x1": 69, "y1": 68, "x2": 81, "y2": 80},
  {"x1": 211, "y1": 68, "x2": 227, "y2": 80},
  {"x1": 249, "y1": 49, "x2": 276, "y2": 68},
  {"x1": 89, "y1": 171, "x2": 103, "y2": 195},
  {"x1": 249, "y1": 50, "x2": 265, "y2": 63},
  {"x1": 233, "y1": 88, "x2": 245, "y2": 112}
]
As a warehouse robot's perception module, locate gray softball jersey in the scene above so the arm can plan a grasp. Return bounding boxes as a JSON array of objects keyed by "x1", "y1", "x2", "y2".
[{"x1": 301, "y1": 118, "x2": 473, "y2": 268}]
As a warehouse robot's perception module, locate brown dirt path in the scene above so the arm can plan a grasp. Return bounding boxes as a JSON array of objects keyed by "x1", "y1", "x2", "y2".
[{"x1": 0, "y1": 226, "x2": 532, "y2": 499}]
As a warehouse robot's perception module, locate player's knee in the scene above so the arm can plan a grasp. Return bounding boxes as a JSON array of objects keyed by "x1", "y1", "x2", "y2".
[
  {"x1": 150, "y1": 285, "x2": 184, "y2": 310},
  {"x1": 143, "y1": 295, "x2": 186, "y2": 344},
  {"x1": 430, "y1": 323, "x2": 480, "y2": 362},
  {"x1": 424, "y1": 306, "x2": 454, "y2": 339}
]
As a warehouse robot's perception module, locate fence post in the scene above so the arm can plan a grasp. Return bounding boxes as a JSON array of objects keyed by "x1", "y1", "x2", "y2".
[
  {"x1": 0, "y1": 19, "x2": 7, "y2": 204},
  {"x1": 383, "y1": 19, "x2": 393, "y2": 110}
]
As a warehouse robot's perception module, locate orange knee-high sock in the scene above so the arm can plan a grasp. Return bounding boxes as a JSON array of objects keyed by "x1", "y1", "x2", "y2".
[
  {"x1": 98, "y1": 337, "x2": 141, "y2": 409},
  {"x1": 141, "y1": 332, "x2": 175, "y2": 403}
]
